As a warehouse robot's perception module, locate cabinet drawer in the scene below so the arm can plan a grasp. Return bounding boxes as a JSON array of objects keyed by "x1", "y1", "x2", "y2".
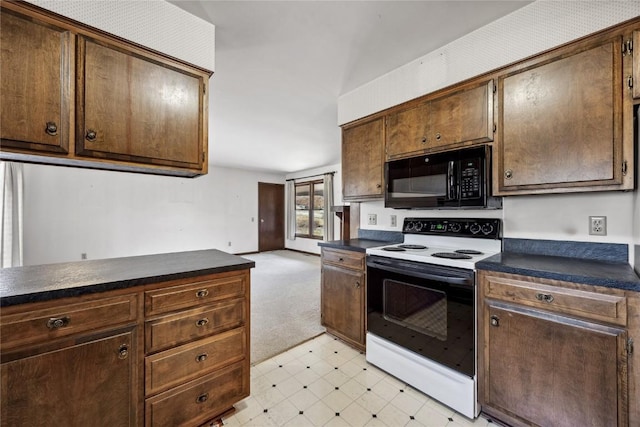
[
  {"x1": 484, "y1": 275, "x2": 627, "y2": 326},
  {"x1": 145, "y1": 273, "x2": 247, "y2": 316},
  {"x1": 0, "y1": 294, "x2": 137, "y2": 350},
  {"x1": 146, "y1": 327, "x2": 246, "y2": 395},
  {"x1": 322, "y1": 248, "x2": 364, "y2": 270},
  {"x1": 145, "y1": 298, "x2": 246, "y2": 353},
  {"x1": 145, "y1": 360, "x2": 249, "y2": 427}
]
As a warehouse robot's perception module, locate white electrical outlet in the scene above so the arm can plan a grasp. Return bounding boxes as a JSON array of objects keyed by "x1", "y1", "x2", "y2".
[
  {"x1": 390, "y1": 215, "x2": 397, "y2": 227},
  {"x1": 589, "y1": 216, "x2": 607, "y2": 236},
  {"x1": 368, "y1": 214, "x2": 377, "y2": 225}
]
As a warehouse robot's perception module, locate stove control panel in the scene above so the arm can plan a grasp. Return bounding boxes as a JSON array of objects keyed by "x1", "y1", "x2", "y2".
[{"x1": 403, "y1": 218, "x2": 501, "y2": 239}]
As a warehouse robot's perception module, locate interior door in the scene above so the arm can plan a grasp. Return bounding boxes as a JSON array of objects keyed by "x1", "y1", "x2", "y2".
[{"x1": 258, "y1": 183, "x2": 284, "y2": 252}]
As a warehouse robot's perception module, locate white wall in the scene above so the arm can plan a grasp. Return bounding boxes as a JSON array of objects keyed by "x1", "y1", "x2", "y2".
[
  {"x1": 340, "y1": 1, "x2": 639, "y2": 264},
  {"x1": 26, "y1": 0, "x2": 215, "y2": 71},
  {"x1": 285, "y1": 163, "x2": 342, "y2": 255},
  {"x1": 22, "y1": 164, "x2": 284, "y2": 265}
]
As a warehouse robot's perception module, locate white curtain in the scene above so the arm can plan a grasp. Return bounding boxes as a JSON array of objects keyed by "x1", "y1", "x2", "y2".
[
  {"x1": 1, "y1": 162, "x2": 24, "y2": 268},
  {"x1": 286, "y1": 179, "x2": 296, "y2": 240},
  {"x1": 323, "y1": 173, "x2": 334, "y2": 241}
]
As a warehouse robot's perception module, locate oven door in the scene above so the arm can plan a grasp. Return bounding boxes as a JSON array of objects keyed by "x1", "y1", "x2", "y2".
[{"x1": 366, "y1": 255, "x2": 475, "y2": 377}]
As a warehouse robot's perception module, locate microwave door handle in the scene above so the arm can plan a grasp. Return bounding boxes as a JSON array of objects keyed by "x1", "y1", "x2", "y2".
[{"x1": 447, "y1": 161, "x2": 457, "y2": 200}]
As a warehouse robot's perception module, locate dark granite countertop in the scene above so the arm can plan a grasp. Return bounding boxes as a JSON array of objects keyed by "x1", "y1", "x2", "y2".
[
  {"x1": 317, "y1": 239, "x2": 393, "y2": 252},
  {"x1": 0, "y1": 249, "x2": 255, "y2": 307},
  {"x1": 477, "y1": 252, "x2": 640, "y2": 292}
]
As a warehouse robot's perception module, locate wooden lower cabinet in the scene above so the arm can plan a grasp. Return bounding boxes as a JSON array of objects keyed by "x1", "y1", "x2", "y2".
[
  {"x1": 0, "y1": 269, "x2": 251, "y2": 427},
  {"x1": 320, "y1": 248, "x2": 366, "y2": 350},
  {"x1": 1, "y1": 328, "x2": 137, "y2": 427},
  {"x1": 478, "y1": 270, "x2": 632, "y2": 427}
]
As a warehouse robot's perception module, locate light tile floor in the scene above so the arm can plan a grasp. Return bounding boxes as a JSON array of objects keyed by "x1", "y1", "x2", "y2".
[{"x1": 222, "y1": 333, "x2": 495, "y2": 427}]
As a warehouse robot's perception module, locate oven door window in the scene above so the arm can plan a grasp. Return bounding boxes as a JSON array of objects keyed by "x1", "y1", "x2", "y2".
[{"x1": 383, "y1": 279, "x2": 447, "y2": 341}]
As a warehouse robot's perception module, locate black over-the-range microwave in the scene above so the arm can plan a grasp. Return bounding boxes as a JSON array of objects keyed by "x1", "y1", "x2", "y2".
[{"x1": 384, "y1": 146, "x2": 502, "y2": 209}]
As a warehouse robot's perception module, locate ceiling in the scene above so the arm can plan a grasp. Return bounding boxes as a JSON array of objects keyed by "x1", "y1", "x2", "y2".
[{"x1": 169, "y1": 1, "x2": 531, "y2": 174}]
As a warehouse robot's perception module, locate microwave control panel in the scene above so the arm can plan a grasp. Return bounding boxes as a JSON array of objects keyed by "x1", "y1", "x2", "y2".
[{"x1": 460, "y1": 158, "x2": 481, "y2": 200}]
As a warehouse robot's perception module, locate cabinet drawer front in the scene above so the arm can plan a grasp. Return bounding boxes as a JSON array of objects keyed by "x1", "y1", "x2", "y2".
[
  {"x1": 145, "y1": 361, "x2": 248, "y2": 427},
  {"x1": 145, "y1": 298, "x2": 246, "y2": 353},
  {"x1": 485, "y1": 276, "x2": 626, "y2": 325},
  {"x1": 322, "y1": 248, "x2": 364, "y2": 270},
  {"x1": 145, "y1": 273, "x2": 247, "y2": 316},
  {"x1": 146, "y1": 327, "x2": 246, "y2": 395},
  {"x1": 0, "y1": 295, "x2": 137, "y2": 350}
]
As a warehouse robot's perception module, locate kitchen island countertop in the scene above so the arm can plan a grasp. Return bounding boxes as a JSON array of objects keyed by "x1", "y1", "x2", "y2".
[{"x1": 0, "y1": 249, "x2": 255, "y2": 307}]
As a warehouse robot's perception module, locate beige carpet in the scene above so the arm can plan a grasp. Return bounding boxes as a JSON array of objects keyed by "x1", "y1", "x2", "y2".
[{"x1": 243, "y1": 250, "x2": 325, "y2": 364}]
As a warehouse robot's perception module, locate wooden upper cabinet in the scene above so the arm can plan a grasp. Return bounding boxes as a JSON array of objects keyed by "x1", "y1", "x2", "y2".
[
  {"x1": 342, "y1": 117, "x2": 385, "y2": 200},
  {"x1": 386, "y1": 102, "x2": 430, "y2": 159},
  {"x1": 0, "y1": 1, "x2": 211, "y2": 177},
  {"x1": 496, "y1": 35, "x2": 630, "y2": 195},
  {"x1": 386, "y1": 80, "x2": 494, "y2": 160},
  {"x1": 0, "y1": 7, "x2": 72, "y2": 154},
  {"x1": 77, "y1": 36, "x2": 206, "y2": 171},
  {"x1": 429, "y1": 80, "x2": 494, "y2": 150}
]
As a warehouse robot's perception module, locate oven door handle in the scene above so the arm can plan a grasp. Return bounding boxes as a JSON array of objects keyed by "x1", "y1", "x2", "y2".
[{"x1": 367, "y1": 260, "x2": 473, "y2": 286}]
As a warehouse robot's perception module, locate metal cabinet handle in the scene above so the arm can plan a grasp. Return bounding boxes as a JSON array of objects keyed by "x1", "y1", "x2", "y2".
[
  {"x1": 46, "y1": 316, "x2": 70, "y2": 330},
  {"x1": 45, "y1": 121, "x2": 58, "y2": 136},
  {"x1": 85, "y1": 130, "x2": 97, "y2": 141},
  {"x1": 490, "y1": 315, "x2": 500, "y2": 327},
  {"x1": 118, "y1": 344, "x2": 129, "y2": 360},
  {"x1": 195, "y1": 318, "x2": 209, "y2": 327},
  {"x1": 535, "y1": 293, "x2": 554, "y2": 303},
  {"x1": 355, "y1": 281, "x2": 361, "y2": 289},
  {"x1": 504, "y1": 169, "x2": 513, "y2": 179},
  {"x1": 195, "y1": 393, "x2": 209, "y2": 404},
  {"x1": 195, "y1": 353, "x2": 208, "y2": 363},
  {"x1": 196, "y1": 289, "x2": 209, "y2": 298}
]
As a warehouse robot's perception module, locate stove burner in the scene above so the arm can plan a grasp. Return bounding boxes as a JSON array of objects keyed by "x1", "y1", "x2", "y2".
[
  {"x1": 431, "y1": 252, "x2": 473, "y2": 260},
  {"x1": 455, "y1": 249, "x2": 483, "y2": 255},
  {"x1": 398, "y1": 244, "x2": 428, "y2": 250},
  {"x1": 382, "y1": 247, "x2": 406, "y2": 252}
]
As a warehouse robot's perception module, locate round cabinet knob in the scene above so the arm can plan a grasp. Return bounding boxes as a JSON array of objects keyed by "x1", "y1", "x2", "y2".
[
  {"x1": 196, "y1": 393, "x2": 209, "y2": 404},
  {"x1": 195, "y1": 318, "x2": 209, "y2": 327},
  {"x1": 118, "y1": 344, "x2": 129, "y2": 360},
  {"x1": 504, "y1": 169, "x2": 513, "y2": 180},
  {"x1": 435, "y1": 133, "x2": 441, "y2": 140},
  {"x1": 195, "y1": 353, "x2": 208, "y2": 363},
  {"x1": 46, "y1": 316, "x2": 70, "y2": 330},
  {"x1": 421, "y1": 136, "x2": 427, "y2": 144},
  {"x1": 196, "y1": 289, "x2": 209, "y2": 298},
  {"x1": 45, "y1": 121, "x2": 58, "y2": 136},
  {"x1": 490, "y1": 315, "x2": 500, "y2": 327},
  {"x1": 85, "y1": 130, "x2": 97, "y2": 141}
]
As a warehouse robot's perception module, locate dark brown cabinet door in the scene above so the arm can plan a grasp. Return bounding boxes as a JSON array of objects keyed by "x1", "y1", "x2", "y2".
[
  {"x1": 484, "y1": 303, "x2": 627, "y2": 427},
  {"x1": 0, "y1": 8, "x2": 71, "y2": 154},
  {"x1": 77, "y1": 36, "x2": 205, "y2": 170},
  {"x1": 386, "y1": 102, "x2": 430, "y2": 159},
  {"x1": 429, "y1": 80, "x2": 494, "y2": 150},
  {"x1": 1, "y1": 329, "x2": 137, "y2": 427},
  {"x1": 342, "y1": 117, "x2": 385, "y2": 201},
  {"x1": 497, "y1": 36, "x2": 625, "y2": 194},
  {"x1": 321, "y1": 264, "x2": 364, "y2": 346}
]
